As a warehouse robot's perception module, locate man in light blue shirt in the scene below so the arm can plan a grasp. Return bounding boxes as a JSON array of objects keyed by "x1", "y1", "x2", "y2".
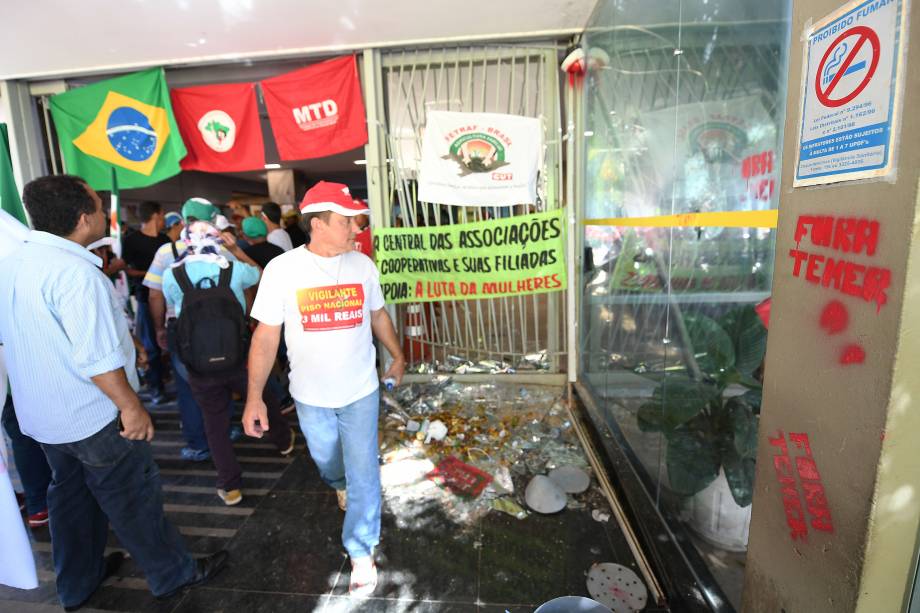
[{"x1": 0, "y1": 175, "x2": 227, "y2": 609}]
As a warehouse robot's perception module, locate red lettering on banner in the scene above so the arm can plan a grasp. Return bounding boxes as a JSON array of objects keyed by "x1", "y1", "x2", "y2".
[{"x1": 770, "y1": 430, "x2": 835, "y2": 541}]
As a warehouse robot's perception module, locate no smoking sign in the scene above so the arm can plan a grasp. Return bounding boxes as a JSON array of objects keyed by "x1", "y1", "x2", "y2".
[
  {"x1": 815, "y1": 25, "x2": 880, "y2": 107},
  {"x1": 795, "y1": 0, "x2": 906, "y2": 186}
]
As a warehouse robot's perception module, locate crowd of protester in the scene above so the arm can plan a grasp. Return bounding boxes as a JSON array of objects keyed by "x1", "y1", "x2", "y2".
[{"x1": 0, "y1": 175, "x2": 404, "y2": 608}]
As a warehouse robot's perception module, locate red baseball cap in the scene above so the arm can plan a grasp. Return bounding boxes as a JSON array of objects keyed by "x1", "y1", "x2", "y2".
[{"x1": 300, "y1": 181, "x2": 370, "y2": 216}]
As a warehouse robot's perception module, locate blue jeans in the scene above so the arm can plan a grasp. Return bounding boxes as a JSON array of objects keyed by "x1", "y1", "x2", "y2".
[
  {"x1": 40, "y1": 419, "x2": 196, "y2": 606},
  {"x1": 295, "y1": 389, "x2": 381, "y2": 559},
  {"x1": 135, "y1": 300, "x2": 165, "y2": 393},
  {"x1": 169, "y1": 351, "x2": 209, "y2": 452},
  {"x1": 2, "y1": 395, "x2": 51, "y2": 515}
]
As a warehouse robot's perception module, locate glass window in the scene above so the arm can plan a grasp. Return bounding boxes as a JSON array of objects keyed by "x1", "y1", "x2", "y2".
[{"x1": 580, "y1": 1, "x2": 792, "y2": 608}]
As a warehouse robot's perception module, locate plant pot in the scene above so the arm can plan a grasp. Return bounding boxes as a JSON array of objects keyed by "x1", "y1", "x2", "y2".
[{"x1": 686, "y1": 468, "x2": 751, "y2": 552}]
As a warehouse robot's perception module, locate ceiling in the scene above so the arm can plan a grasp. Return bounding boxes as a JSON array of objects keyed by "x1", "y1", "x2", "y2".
[{"x1": 0, "y1": 0, "x2": 596, "y2": 80}]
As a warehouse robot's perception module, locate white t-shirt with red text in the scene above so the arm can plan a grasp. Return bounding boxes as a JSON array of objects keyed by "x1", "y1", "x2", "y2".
[{"x1": 250, "y1": 247, "x2": 385, "y2": 408}]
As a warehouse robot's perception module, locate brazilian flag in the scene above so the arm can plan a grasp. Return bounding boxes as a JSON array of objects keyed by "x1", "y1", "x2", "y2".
[
  {"x1": 50, "y1": 68, "x2": 186, "y2": 191},
  {"x1": 0, "y1": 124, "x2": 27, "y2": 225}
]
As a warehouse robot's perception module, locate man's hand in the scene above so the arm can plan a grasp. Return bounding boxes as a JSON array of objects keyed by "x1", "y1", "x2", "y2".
[
  {"x1": 220, "y1": 230, "x2": 238, "y2": 250},
  {"x1": 120, "y1": 405, "x2": 155, "y2": 441},
  {"x1": 383, "y1": 357, "x2": 406, "y2": 387},
  {"x1": 242, "y1": 398, "x2": 269, "y2": 438}
]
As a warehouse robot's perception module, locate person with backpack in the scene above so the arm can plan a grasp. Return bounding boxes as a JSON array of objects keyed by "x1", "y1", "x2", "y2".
[
  {"x1": 161, "y1": 220, "x2": 295, "y2": 506},
  {"x1": 145, "y1": 198, "x2": 253, "y2": 461}
]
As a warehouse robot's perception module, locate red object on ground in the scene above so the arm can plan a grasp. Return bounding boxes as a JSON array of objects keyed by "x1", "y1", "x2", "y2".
[
  {"x1": 171, "y1": 82, "x2": 266, "y2": 172},
  {"x1": 261, "y1": 55, "x2": 368, "y2": 161},
  {"x1": 427, "y1": 456, "x2": 493, "y2": 498}
]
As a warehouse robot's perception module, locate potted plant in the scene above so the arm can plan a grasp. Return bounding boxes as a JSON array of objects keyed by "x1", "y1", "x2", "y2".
[{"x1": 637, "y1": 304, "x2": 767, "y2": 550}]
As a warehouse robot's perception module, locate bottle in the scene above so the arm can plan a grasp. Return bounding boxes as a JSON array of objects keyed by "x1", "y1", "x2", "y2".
[{"x1": 383, "y1": 377, "x2": 396, "y2": 391}]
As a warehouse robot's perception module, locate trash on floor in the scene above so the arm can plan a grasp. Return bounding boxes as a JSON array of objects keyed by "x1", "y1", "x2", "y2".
[
  {"x1": 525, "y1": 474, "x2": 567, "y2": 514},
  {"x1": 379, "y1": 380, "x2": 609, "y2": 527},
  {"x1": 586, "y1": 562, "x2": 648, "y2": 613}
]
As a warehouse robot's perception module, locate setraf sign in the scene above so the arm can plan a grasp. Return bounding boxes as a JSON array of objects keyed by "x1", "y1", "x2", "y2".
[{"x1": 794, "y1": 0, "x2": 907, "y2": 186}]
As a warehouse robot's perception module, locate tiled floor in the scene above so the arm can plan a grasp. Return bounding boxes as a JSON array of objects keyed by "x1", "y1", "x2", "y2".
[{"x1": 0, "y1": 400, "x2": 649, "y2": 612}]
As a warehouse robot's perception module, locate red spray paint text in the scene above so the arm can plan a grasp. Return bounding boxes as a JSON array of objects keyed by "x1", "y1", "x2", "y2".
[
  {"x1": 790, "y1": 215, "x2": 890, "y2": 312},
  {"x1": 769, "y1": 430, "x2": 834, "y2": 542}
]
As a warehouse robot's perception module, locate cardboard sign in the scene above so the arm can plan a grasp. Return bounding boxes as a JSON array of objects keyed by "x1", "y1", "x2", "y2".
[{"x1": 427, "y1": 456, "x2": 493, "y2": 498}]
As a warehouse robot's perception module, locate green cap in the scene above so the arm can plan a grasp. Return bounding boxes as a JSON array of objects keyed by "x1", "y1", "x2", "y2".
[
  {"x1": 180, "y1": 197, "x2": 218, "y2": 222},
  {"x1": 241, "y1": 216, "x2": 268, "y2": 238}
]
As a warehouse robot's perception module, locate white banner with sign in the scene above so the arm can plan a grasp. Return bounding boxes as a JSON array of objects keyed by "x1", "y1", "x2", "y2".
[{"x1": 418, "y1": 111, "x2": 542, "y2": 207}]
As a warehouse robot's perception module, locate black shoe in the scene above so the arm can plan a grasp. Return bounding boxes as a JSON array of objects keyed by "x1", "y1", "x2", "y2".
[
  {"x1": 157, "y1": 550, "x2": 229, "y2": 600},
  {"x1": 63, "y1": 551, "x2": 125, "y2": 611}
]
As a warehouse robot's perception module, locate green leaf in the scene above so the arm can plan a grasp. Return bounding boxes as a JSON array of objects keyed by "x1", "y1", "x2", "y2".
[
  {"x1": 726, "y1": 396, "x2": 759, "y2": 458},
  {"x1": 638, "y1": 376, "x2": 717, "y2": 432},
  {"x1": 719, "y1": 306, "x2": 767, "y2": 376},
  {"x1": 637, "y1": 401, "x2": 666, "y2": 432},
  {"x1": 722, "y1": 447, "x2": 756, "y2": 507},
  {"x1": 665, "y1": 428, "x2": 720, "y2": 496},
  {"x1": 684, "y1": 313, "x2": 736, "y2": 373}
]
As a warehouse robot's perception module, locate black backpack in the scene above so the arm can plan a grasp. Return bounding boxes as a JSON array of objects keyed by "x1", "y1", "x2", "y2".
[{"x1": 173, "y1": 262, "x2": 249, "y2": 376}]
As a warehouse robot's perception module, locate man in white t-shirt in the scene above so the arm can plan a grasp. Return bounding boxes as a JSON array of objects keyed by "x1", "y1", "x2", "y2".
[
  {"x1": 260, "y1": 202, "x2": 293, "y2": 252},
  {"x1": 243, "y1": 181, "x2": 404, "y2": 598}
]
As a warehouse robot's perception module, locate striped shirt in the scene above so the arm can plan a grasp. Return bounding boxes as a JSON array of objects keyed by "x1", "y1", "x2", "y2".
[{"x1": 0, "y1": 231, "x2": 137, "y2": 444}]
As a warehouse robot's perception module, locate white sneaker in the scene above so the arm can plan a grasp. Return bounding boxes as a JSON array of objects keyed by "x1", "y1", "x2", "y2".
[{"x1": 349, "y1": 557, "x2": 377, "y2": 598}]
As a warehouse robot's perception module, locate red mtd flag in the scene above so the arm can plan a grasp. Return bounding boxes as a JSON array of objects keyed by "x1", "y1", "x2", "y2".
[
  {"x1": 171, "y1": 82, "x2": 266, "y2": 172},
  {"x1": 261, "y1": 55, "x2": 367, "y2": 161}
]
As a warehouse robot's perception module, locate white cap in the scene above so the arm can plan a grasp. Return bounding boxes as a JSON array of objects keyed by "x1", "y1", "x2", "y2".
[{"x1": 214, "y1": 214, "x2": 234, "y2": 231}]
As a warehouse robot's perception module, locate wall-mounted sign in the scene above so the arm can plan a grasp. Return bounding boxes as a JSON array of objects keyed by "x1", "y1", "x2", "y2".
[{"x1": 794, "y1": 0, "x2": 907, "y2": 186}]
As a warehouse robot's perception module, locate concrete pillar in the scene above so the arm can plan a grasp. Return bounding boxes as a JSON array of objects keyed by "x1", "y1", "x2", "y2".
[
  {"x1": 743, "y1": 1, "x2": 920, "y2": 611},
  {"x1": 0, "y1": 81, "x2": 48, "y2": 188}
]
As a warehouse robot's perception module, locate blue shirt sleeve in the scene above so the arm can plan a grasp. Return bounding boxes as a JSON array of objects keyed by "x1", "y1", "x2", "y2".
[
  {"x1": 53, "y1": 268, "x2": 127, "y2": 379},
  {"x1": 234, "y1": 262, "x2": 260, "y2": 290},
  {"x1": 161, "y1": 268, "x2": 181, "y2": 310}
]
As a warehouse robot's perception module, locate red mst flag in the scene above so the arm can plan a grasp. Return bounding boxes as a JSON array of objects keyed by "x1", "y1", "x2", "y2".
[
  {"x1": 260, "y1": 55, "x2": 367, "y2": 161},
  {"x1": 171, "y1": 82, "x2": 265, "y2": 172}
]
